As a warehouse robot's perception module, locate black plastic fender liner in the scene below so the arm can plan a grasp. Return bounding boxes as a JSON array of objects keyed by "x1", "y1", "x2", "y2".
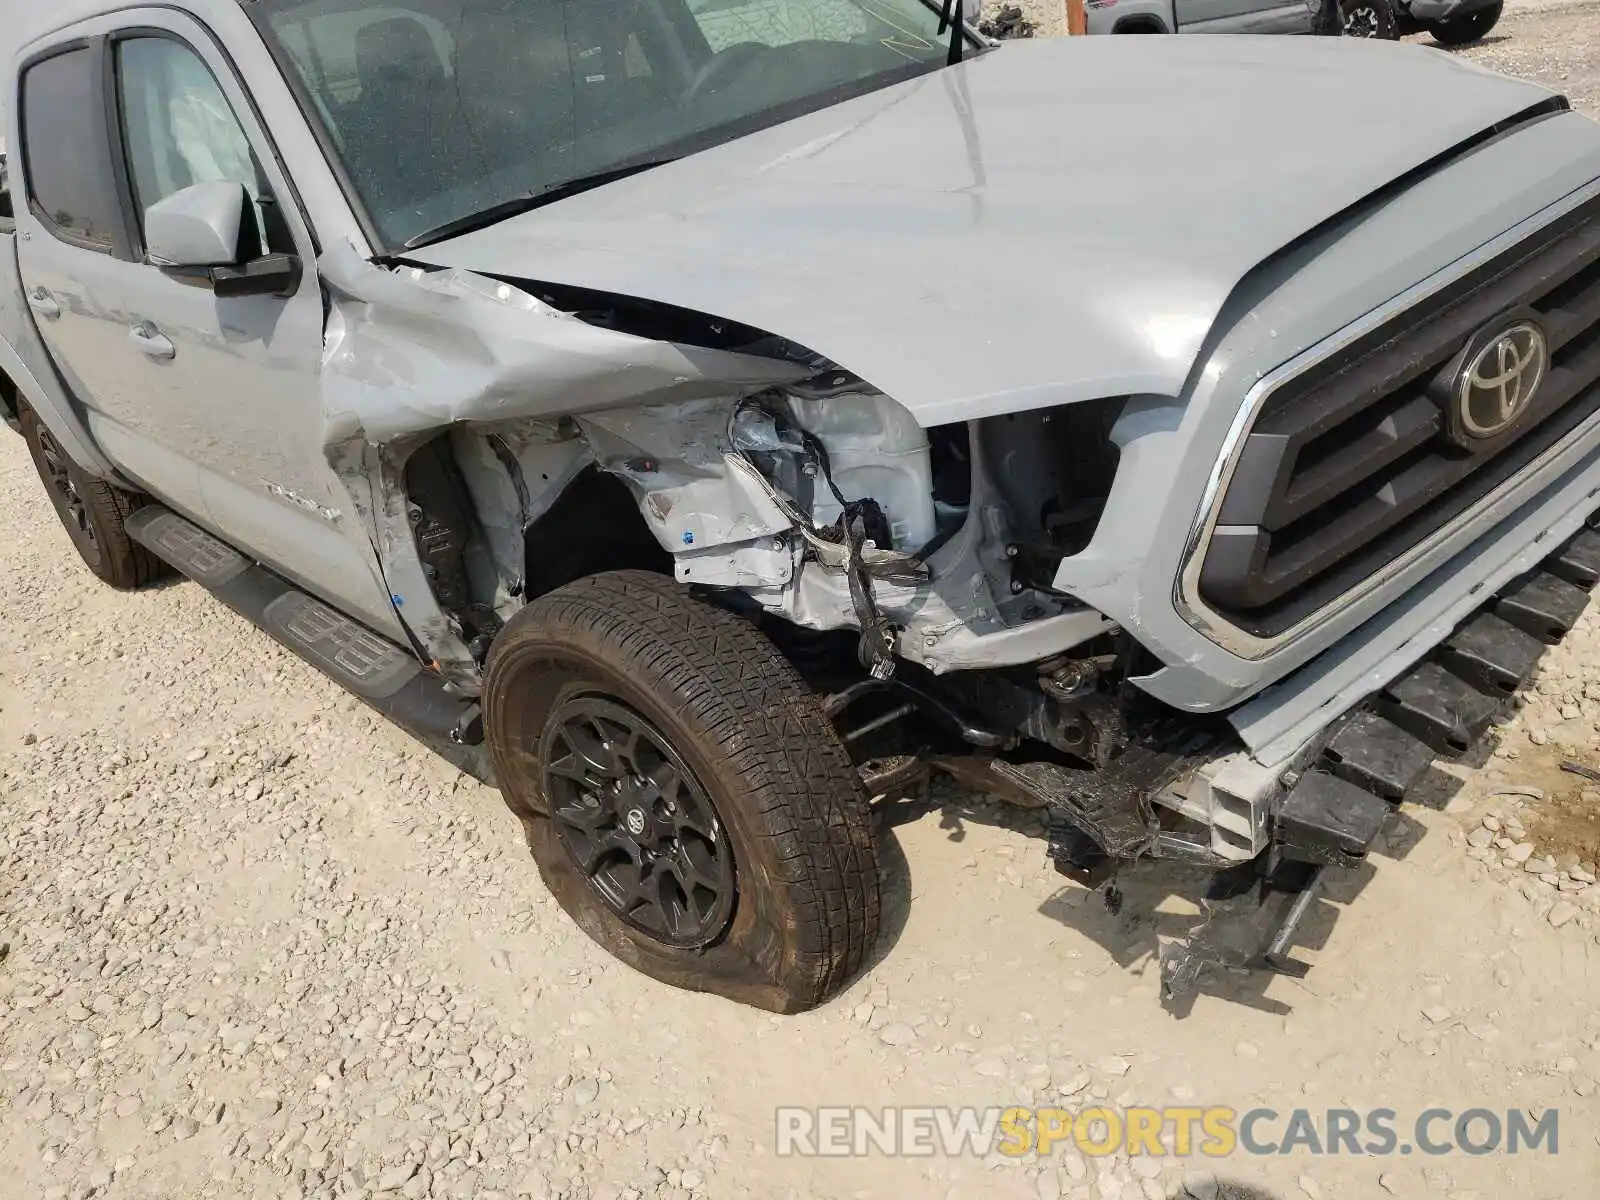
[{"x1": 125, "y1": 506, "x2": 482, "y2": 745}]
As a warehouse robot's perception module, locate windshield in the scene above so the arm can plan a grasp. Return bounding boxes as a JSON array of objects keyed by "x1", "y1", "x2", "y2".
[{"x1": 256, "y1": 0, "x2": 963, "y2": 249}]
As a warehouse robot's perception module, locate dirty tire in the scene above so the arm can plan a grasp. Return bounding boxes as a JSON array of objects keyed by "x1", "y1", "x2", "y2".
[
  {"x1": 1428, "y1": 0, "x2": 1501, "y2": 44},
  {"x1": 484, "y1": 570, "x2": 880, "y2": 1012},
  {"x1": 18, "y1": 407, "x2": 165, "y2": 589},
  {"x1": 1340, "y1": 0, "x2": 1399, "y2": 37}
]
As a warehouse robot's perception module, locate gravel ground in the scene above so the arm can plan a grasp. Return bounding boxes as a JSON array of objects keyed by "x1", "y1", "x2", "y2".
[
  {"x1": 1417, "y1": 0, "x2": 1600, "y2": 118},
  {"x1": 6, "y1": 14, "x2": 1600, "y2": 1200}
]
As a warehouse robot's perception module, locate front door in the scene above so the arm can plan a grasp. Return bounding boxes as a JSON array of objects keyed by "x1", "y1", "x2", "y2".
[{"x1": 100, "y1": 12, "x2": 402, "y2": 637}]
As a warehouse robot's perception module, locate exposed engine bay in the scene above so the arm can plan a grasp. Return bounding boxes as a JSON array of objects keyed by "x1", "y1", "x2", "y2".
[
  {"x1": 8, "y1": 0, "x2": 1600, "y2": 1020},
  {"x1": 367, "y1": 257, "x2": 1127, "y2": 686},
  {"x1": 380, "y1": 275, "x2": 1280, "y2": 910}
]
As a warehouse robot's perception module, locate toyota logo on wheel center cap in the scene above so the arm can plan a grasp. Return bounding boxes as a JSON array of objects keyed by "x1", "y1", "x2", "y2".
[{"x1": 1456, "y1": 320, "x2": 1547, "y2": 440}]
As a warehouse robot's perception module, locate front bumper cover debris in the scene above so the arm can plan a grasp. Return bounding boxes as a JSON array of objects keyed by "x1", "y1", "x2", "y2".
[{"x1": 1042, "y1": 524, "x2": 1600, "y2": 1005}]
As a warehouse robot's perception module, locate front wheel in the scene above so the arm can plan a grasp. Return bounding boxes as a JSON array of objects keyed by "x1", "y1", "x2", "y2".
[
  {"x1": 1428, "y1": 0, "x2": 1502, "y2": 44},
  {"x1": 1340, "y1": 0, "x2": 1399, "y2": 38},
  {"x1": 484, "y1": 571, "x2": 881, "y2": 1012}
]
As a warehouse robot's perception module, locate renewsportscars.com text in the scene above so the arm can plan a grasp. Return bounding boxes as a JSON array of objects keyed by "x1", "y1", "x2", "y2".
[{"x1": 774, "y1": 1105, "x2": 1559, "y2": 1159}]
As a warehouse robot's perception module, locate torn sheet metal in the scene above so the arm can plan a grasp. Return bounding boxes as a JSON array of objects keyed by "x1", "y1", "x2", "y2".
[
  {"x1": 314, "y1": 243, "x2": 810, "y2": 679},
  {"x1": 1157, "y1": 890, "x2": 1279, "y2": 1005},
  {"x1": 317, "y1": 243, "x2": 807, "y2": 445},
  {"x1": 448, "y1": 425, "x2": 594, "y2": 614},
  {"x1": 314, "y1": 243, "x2": 1125, "y2": 683}
]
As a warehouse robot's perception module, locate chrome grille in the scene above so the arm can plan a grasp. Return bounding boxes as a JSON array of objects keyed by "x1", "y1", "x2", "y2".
[{"x1": 1199, "y1": 196, "x2": 1600, "y2": 637}]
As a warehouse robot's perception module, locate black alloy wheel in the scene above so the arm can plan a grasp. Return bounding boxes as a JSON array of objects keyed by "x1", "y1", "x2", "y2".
[
  {"x1": 542, "y1": 694, "x2": 736, "y2": 948},
  {"x1": 483, "y1": 570, "x2": 880, "y2": 1013},
  {"x1": 1341, "y1": 0, "x2": 1399, "y2": 38},
  {"x1": 35, "y1": 426, "x2": 97, "y2": 555}
]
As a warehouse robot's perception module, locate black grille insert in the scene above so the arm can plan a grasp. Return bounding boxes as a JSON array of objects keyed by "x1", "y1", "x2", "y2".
[{"x1": 1199, "y1": 195, "x2": 1600, "y2": 638}]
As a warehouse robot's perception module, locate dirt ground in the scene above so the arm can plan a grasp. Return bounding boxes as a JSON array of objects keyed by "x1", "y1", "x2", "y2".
[
  {"x1": 1423, "y1": 0, "x2": 1600, "y2": 117},
  {"x1": 5, "y1": 10, "x2": 1600, "y2": 1200}
]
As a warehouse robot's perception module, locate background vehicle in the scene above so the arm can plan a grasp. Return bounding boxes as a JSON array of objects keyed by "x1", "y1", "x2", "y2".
[
  {"x1": 1084, "y1": 0, "x2": 1329, "y2": 35},
  {"x1": 1342, "y1": 0, "x2": 1504, "y2": 40},
  {"x1": 4, "y1": 0, "x2": 1600, "y2": 1014}
]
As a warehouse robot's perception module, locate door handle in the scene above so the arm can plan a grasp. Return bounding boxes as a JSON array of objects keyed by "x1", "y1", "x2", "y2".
[
  {"x1": 129, "y1": 323, "x2": 175, "y2": 361},
  {"x1": 28, "y1": 288, "x2": 61, "y2": 320}
]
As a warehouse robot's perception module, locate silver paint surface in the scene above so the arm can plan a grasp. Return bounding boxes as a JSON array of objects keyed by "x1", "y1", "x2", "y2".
[{"x1": 411, "y1": 35, "x2": 1553, "y2": 427}]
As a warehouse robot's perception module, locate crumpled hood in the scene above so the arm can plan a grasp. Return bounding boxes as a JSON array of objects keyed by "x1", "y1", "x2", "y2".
[{"x1": 411, "y1": 36, "x2": 1555, "y2": 426}]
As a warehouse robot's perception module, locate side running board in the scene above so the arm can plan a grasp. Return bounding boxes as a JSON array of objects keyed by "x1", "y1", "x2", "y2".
[{"x1": 125, "y1": 506, "x2": 482, "y2": 747}]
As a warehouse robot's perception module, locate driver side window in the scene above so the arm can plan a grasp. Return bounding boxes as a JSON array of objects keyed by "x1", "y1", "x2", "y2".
[{"x1": 115, "y1": 36, "x2": 280, "y2": 253}]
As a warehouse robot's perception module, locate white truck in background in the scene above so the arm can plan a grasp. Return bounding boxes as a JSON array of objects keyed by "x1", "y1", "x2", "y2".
[
  {"x1": 1079, "y1": 0, "x2": 1501, "y2": 39},
  {"x1": 1083, "y1": 0, "x2": 1326, "y2": 33}
]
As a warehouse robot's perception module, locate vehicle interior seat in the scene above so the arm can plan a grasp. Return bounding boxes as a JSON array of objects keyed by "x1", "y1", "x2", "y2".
[
  {"x1": 450, "y1": 4, "x2": 581, "y2": 183},
  {"x1": 339, "y1": 15, "x2": 479, "y2": 217}
]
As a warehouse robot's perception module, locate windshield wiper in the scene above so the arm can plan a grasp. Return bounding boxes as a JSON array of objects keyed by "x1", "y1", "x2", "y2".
[
  {"x1": 401, "y1": 159, "x2": 676, "y2": 252},
  {"x1": 938, "y1": 0, "x2": 967, "y2": 65}
]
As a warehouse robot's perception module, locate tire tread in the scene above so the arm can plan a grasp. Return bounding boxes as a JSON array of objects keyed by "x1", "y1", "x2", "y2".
[{"x1": 497, "y1": 570, "x2": 879, "y2": 1007}]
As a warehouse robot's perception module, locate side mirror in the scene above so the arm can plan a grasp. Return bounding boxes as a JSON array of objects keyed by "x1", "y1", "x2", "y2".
[
  {"x1": 144, "y1": 180, "x2": 300, "y2": 298},
  {"x1": 145, "y1": 180, "x2": 248, "y2": 269}
]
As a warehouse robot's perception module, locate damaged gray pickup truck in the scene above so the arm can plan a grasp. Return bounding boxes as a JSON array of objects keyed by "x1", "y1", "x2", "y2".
[{"x1": 6, "y1": 0, "x2": 1600, "y2": 1013}]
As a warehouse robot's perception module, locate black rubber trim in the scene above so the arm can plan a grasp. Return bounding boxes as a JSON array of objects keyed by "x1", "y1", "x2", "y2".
[
  {"x1": 1276, "y1": 772, "x2": 1389, "y2": 867},
  {"x1": 1321, "y1": 711, "x2": 1435, "y2": 801},
  {"x1": 1377, "y1": 662, "x2": 1500, "y2": 756},
  {"x1": 1436, "y1": 611, "x2": 1544, "y2": 696},
  {"x1": 1495, "y1": 569, "x2": 1591, "y2": 643},
  {"x1": 1550, "y1": 526, "x2": 1600, "y2": 588}
]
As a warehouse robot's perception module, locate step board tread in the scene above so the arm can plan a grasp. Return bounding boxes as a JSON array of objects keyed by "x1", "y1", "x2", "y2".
[
  {"x1": 124, "y1": 505, "x2": 479, "y2": 744},
  {"x1": 130, "y1": 509, "x2": 247, "y2": 587},
  {"x1": 264, "y1": 592, "x2": 417, "y2": 700}
]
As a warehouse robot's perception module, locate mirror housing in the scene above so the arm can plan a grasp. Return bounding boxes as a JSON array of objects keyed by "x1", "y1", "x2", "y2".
[
  {"x1": 143, "y1": 180, "x2": 300, "y2": 298},
  {"x1": 145, "y1": 180, "x2": 248, "y2": 269}
]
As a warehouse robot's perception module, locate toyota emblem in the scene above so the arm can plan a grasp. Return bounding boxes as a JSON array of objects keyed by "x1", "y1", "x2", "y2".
[{"x1": 1455, "y1": 321, "x2": 1547, "y2": 440}]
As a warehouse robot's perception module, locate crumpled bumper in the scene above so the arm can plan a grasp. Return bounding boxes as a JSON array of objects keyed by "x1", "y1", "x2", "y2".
[{"x1": 1040, "y1": 517, "x2": 1600, "y2": 1004}]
